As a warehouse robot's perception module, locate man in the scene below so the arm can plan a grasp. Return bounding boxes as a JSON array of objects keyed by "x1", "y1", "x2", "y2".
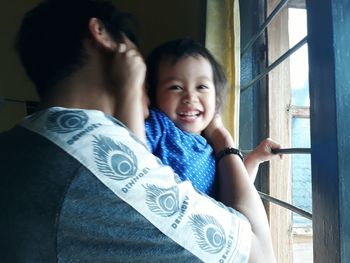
[{"x1": 0, "y1": 0, "x2": 276, "y2": 262}]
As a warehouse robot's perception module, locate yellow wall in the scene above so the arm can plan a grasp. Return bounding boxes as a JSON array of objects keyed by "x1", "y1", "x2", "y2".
[{"x1": 0, "y1": 0, "x2": 205, "y2": 132}]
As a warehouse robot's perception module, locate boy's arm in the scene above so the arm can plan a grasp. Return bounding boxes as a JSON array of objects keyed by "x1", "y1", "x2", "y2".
[
  {"x1": 111, "y1": 41, "x2": 147, "y2": 143},
  {"x1": 203, "y1": 116, "x2": 277, "y2": 263},
  {"x1": 243, "y1": 138, "x2": 282, "y2": 182}
]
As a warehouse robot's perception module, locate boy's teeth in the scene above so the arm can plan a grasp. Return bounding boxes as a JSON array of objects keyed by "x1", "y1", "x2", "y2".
[{"x1": 179, "y1": 111, "x2": 199, "y2": 116}]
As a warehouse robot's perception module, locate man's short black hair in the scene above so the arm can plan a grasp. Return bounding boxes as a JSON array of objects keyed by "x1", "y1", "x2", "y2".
[
  {"x1": 15, "y1": 0, "x2": 138, "y2": 99},
  {"x1": 146, "y1": 38, "x2": 227, "y2": 112}
]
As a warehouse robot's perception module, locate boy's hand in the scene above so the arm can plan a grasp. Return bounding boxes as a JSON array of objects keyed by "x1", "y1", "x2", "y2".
[
  {"x1": 110, "y1": 37, "x2": 146, "y2": 97},
  {"x1": 111, "y1": 35, "x2": 150, "y2": 116},
  {"x1": 243, "y1": 138, "x2": 282, "y2": 182},
  {"x1": 109, "y1": 35, "x2": 148, "y2": 142},
  {"x1": 246, "y1": 138, "x2": 282, "y2": 164}
]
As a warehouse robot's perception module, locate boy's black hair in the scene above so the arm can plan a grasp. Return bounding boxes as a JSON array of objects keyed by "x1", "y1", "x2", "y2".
[
  {"x1": 146, "y1": 38, "x2": 227, "y2": 112},
  {"x1": 15, "y1": 0, "x2": 139, "y2": 100}
]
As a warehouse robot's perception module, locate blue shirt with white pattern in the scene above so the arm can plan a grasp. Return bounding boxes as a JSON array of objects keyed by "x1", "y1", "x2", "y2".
[{"x1": 145, "y1": 109, "x2": 216, "y2": 196}]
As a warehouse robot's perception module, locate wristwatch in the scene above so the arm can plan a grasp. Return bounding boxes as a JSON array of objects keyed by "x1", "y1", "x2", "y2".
[{"x1": 216, "y1": 147, "x2": 244, "y2": 163}]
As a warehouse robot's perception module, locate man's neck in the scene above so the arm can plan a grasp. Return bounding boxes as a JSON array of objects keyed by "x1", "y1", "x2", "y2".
[{"x1": 44, "y1": 65, "x2": 117, "y2": 116}]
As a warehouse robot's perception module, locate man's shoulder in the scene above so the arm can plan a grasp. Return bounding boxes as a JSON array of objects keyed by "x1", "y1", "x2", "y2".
[
  {"x1": 0, "y1": 125, "x2": 39, "y2": 153},
  {"x1": 0, "y1": 125, "x2": 93, "y2": 261}
]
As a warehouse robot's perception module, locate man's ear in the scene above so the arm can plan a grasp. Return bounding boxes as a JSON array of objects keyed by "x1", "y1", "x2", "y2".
[{"x1": 88, "y1": 17, "x2": 117, "y2": 51}]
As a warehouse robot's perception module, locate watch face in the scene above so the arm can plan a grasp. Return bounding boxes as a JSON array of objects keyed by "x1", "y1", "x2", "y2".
[
  {"x1": 227, "y1": 148, "x2": 243, "y2": 160},
  {"x1": 216, "y1": 147, "x2": 244, "y2": 163}
]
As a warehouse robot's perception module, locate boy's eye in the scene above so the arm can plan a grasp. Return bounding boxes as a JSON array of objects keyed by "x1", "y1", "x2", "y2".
[
  {"x1": 168, "y1": 85, "x2": 183, "y2": 91},
  {"x1": 197, "y1": 85, "x2": 210, "y2": 91}
]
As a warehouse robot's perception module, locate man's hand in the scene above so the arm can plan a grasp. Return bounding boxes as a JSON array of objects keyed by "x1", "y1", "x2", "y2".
[{"x1": 202, "y1": 114, "x2": 236, "y2": 154}]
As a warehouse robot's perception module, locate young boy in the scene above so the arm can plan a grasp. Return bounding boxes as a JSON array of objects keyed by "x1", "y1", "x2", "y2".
[{"x1": 145, "y1": 38, "x2": 281, "y2": 196}]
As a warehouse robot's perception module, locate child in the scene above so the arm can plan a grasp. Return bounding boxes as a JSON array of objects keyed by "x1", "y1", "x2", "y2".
[{"x1": 145, "y1": 38, "x2": 281, "y2": 197}]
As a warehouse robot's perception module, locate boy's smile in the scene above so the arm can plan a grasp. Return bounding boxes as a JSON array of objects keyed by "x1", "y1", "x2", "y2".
[{"x1": 155, "y1": 56, "x2": 216, "y2": 134}]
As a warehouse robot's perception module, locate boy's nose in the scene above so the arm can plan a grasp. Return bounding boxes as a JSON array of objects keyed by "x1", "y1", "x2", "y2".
[{"x1": 182, "y1": 92, "x2": 199, "y2": 104}]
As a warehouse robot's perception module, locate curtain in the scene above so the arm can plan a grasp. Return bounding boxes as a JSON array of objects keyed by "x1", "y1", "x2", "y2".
[{"x1": 205, "y1": 0, "x2": 240, "y2": 145}]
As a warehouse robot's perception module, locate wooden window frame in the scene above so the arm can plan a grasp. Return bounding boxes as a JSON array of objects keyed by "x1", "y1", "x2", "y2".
[{"x1": 266, "y1": 1, "x2": 293, "y2": 262}]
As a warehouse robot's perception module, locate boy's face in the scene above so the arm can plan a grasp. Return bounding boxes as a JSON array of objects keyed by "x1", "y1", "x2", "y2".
[{"x1": 155, "y1": 56, "x2": 216, "y2": 134}]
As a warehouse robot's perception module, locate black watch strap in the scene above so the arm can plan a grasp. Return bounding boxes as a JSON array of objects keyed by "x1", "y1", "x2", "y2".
[{"x1": 216, "y1": 147, "x2": 244, "y2": 164}]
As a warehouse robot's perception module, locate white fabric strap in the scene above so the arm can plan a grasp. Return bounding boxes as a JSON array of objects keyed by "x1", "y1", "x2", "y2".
[{"x1": 20, "y1": 107, "x2": 251, "y2": 263}]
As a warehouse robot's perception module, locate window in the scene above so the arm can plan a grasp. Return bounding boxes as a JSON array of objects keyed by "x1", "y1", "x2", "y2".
[
  {"x1": 288, "y1": 8, "x2": 312, "y2": 263},
  {"x1": 240, "y1": 0, "x2": 312, "y2": 262}
]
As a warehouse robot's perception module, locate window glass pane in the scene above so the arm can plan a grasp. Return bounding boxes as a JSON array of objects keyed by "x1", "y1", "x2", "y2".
[
  {"x1": 289, "y1": 8, "x2": 309, "y2": 107},
  {"x1": 291, "y1": 117, "x2": 312, "y2": 226},
  {"x1": 289, "y1": 8, "x2": 313, "y2": 263},
  {"x1": 291, "y1": 117, "x2": 313, "y2": 263}
]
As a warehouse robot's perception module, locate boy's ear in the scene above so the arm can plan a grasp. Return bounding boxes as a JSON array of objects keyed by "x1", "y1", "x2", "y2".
[{"x1": 88, "y1": 17, "x2": 117, "y2": 51}]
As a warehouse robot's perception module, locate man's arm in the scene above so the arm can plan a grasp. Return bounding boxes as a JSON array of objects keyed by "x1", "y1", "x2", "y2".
[{"x1": 203, "y1": 116, "x2": 277, "y2": 263}]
